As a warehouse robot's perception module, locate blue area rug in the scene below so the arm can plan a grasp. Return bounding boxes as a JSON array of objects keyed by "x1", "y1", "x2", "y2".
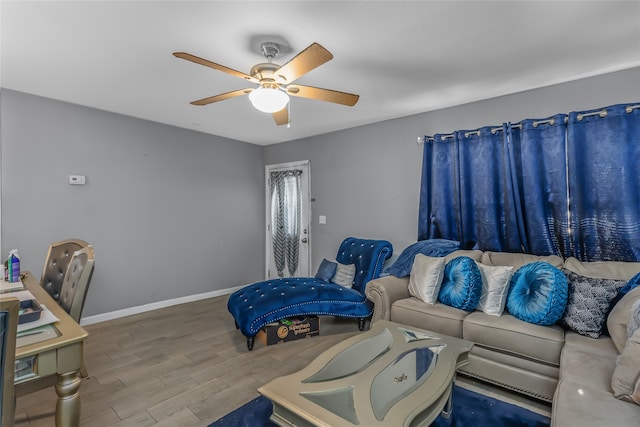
[{"x1": 209, "y1": 385, "x2": 550, "y2": 427}]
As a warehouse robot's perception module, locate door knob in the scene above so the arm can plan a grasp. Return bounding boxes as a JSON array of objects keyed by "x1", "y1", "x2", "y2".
[{"x1": 301, "y1": 238, "x2": 308, "y2": 243}]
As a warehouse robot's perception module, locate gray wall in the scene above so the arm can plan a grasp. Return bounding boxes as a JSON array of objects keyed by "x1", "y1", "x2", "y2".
[
  {"x1": 264, "y1": 67, "x2": 640, "y2": 269},
  {"x1": 3, "y1": 67, "x2": 639, "y2": 319},
  {"x1": 1, "y1": 89, "x2": 265, "y2": 317}
]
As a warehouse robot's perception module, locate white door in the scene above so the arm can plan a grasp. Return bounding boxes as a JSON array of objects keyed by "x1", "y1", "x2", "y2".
[{"x1": 265, "y1": 161, "x2": 311, "y2": 279}]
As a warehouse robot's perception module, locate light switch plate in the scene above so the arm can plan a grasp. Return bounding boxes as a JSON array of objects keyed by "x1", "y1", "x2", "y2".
[{"x1": 319, "y1": 215, "x2": 326, "y2": 224}]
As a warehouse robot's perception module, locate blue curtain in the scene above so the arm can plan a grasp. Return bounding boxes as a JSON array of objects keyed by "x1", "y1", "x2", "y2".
[
  {"x1": 418, "y1": 102, "x2": 640, "y2": 261},
  {"x1": 567, "y1": 104, "x2": 640, "y2": 261},
  {"x1": 507, "y1": 115, "x2": 571, "y2": 257},
  {"x1": 418, "y1": 134, "x2": 458, "y2": 241},
  {"x1": 456, "y1": 127, "x2": 521, "y2": 251},
  {"x1": 419, "y1": 127, "x2": 521, "y2": 252}
]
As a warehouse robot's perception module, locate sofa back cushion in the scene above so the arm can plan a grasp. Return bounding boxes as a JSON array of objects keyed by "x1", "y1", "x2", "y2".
[
  {"x1": 563, "y1": 257, "x2": 640, "y2": 281},
  {"x1": 608, "y1": 286, "x2": 640, "y2": 353},
  {"x1": 445, "y1": 249, "x2": 483, "y2": 263},
  {"x1": 481, "y1": 252, "x2": 563, "y2": 270}
]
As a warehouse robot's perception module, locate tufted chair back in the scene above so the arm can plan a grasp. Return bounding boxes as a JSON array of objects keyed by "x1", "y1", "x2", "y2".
[
  {"x1": 40, "y1": 239, "x2": 90, "y2": 301},
  {"x1": 335, "y1": 237, "x2": 393, "y2": 294},
  {"x1": 0, "y1": 298, "x2": 18, "y2": 427},
  {"x1": 58, "y1": 245, "x2": 95, "y2": 323}
]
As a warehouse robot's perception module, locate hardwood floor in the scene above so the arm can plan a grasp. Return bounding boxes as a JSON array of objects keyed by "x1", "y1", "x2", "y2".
[
  {"x1": 14, "y1": 295, "x2": 363, "y2": 426},
  {"x1": 15, "y1": 294, "x2": 551, "y2": 426}
]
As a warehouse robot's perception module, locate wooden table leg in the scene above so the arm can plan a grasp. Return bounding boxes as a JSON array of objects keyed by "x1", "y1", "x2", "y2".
[{"x1": 55, "y1": 371, "x2": 82, "y2": 427}]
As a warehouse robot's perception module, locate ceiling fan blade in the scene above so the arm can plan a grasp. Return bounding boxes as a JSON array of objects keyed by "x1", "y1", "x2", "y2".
[
  {"x1": 273, "y1": 108, "x2": 289, "y2": 126},
  {"x1": 173, "y1": 52, "x2": 259, "y2": 83},
  {"x1": 286, "y1": 85, "x2": 359, "y2": 106},
  {"x1": 190, "y1": 88, "x2": 252, "y2": 106},
  {"x1": 276, "y1": 43, "x2": 333, "y2": 84}
]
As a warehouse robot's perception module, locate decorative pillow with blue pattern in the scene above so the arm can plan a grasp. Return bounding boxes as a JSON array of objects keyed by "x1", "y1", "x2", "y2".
[
  {"x1": 560, "y1": 269, "x2": 627, "y2": 338},
  {"x1": 506, "y1": 262, "x2": 568, "y2": 326}
]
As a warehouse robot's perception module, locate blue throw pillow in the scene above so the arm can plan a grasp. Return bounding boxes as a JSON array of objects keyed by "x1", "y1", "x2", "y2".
[
  {"x1": 384, "y1": 239, "x2": 460, "y2": 278},
  {"x1": 315, "y1": 258, "x2": 337, "y2": 281},
  {"x1": 438, "y1": 256, "x2": 482, "y2": 311},
  {"x1": 506, "y1": 262, "x2": 568, "y2": 326}
]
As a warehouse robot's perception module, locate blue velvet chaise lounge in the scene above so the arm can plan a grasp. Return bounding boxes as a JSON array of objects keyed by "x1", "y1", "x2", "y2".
[{"x1": 227, "y1": 237, "x2": 393, "y2": 350}]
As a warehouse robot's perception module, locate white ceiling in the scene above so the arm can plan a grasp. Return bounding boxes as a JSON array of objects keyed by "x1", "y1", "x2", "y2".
[{"x1": 2, "y1": 1, "x2": 640, "y2": 146}]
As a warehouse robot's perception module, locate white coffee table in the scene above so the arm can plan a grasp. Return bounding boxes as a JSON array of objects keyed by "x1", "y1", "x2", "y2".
[{"x1": 258, "y1": 319, "x2": 473, "y2": 427}]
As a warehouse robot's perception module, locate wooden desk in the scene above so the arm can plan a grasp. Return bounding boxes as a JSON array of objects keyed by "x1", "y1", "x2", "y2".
[{"x1": 11, "y1": 272, "x2": 88, "y2": 427}]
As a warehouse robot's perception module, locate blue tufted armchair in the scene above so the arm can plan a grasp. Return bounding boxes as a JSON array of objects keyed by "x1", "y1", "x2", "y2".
[{"x1": 227, "y1": 237, "x2": 393, "y2": 350}]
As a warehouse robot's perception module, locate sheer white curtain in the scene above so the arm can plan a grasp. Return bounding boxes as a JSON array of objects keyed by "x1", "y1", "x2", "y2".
[{"x1": 270, "y1": 170, "x2": 302, "y2": 276}]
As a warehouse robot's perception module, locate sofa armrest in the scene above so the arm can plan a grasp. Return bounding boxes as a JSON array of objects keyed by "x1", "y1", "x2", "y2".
[{"x1": 365, "y1": 275, "x2": 411, "y2": 323}]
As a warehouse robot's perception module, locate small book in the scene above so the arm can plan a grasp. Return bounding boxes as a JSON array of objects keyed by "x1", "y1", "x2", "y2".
[{"x1": 0, "y1": 279, "x2": 24, "y2": 293}]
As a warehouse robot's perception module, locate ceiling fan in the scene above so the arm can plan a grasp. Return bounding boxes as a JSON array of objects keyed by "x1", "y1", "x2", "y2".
[{"x1": 173, "y1": 42, "x2": 359, "y2": 126}]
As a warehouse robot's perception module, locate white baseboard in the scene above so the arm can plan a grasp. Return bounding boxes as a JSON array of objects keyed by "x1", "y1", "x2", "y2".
[{"x1": 79, "y1": 284, "x2": 248, "y2": 326}]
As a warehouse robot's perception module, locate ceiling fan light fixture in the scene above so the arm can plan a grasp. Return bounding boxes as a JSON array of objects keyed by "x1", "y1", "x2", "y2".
[{"x1": 249, "y1": 84, "x2": 289, "y2": 113}]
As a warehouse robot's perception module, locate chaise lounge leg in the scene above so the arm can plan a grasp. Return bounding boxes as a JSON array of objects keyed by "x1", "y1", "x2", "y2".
[
  {"x1": 247, "y1": 336, "x2": 254, "y2": 351},
  {"x1": 358, "y1": 318, "x2": 366, "y2": 331}
]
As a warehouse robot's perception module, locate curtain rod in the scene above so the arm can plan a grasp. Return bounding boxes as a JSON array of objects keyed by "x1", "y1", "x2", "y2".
[{"x1": 418, "y1": 103, "x2": 640, "y2": 144}]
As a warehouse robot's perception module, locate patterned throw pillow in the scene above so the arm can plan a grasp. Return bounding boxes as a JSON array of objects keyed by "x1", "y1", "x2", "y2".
[
  {"x1": 560, "y1": 269, "x2": 627, "y2": 338},
  {"x1": 332, "y1": 262, "x2": 356, "y2": 288}
]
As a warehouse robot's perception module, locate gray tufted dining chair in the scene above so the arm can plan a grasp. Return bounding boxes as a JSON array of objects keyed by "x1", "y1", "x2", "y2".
[
  {"x1": 58, "y1": 245, "x2": 95, "y2": 379},
  {"x1": 40, "y1": 239, "x2": 90, "y2": 302},
  {"x1": 58, "y1": 245, "x2": 95, "y2": 324}
]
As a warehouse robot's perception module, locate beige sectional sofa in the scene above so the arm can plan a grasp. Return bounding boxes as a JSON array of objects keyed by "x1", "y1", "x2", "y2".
[{"x1": 365, "y1": 249, "x2": 640, "y2": 423}]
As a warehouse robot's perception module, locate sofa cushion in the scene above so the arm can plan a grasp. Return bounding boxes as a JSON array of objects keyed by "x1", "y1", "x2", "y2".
[
  {"x1": 560, "y1": 334, "x2": 618, "y2": 386},
  {"x1": 383, "y1": 239, "x2": 459, "y2": 277},
  {"x1": 408, "y1": 254, "x2": 445, "y2": 304},
  {"x1": 506, "y1": 262, "x2": 568, "y2": 326},
  {"x1": 555, "y1": 332, "x2": 640, "y2": 424},
  {"x1": 476, "y1": 263, "x2": 513, "y2": 316},
  {"x1": 563, "y1": 331, "x2": 619, "y2": 358},
  {"x1": 563, "y1": 257, "x2": 640, "y2": 281},
  {"x1": 607, "y1": 286, "x2": 640, "y2": 352},
  {"x1": 444, "y1": 249, "x2": 483, "y2": 263},
  {"x1": 481, "y1": 251, "x2": 563, "y2": 269},
  {"x1": 560, "y1": 269, "x2": 626, "y2": 338},
  {"x1": 463, "y1": 312, "x2": 564, "y2": 365},
  {"x1": 611, "y1": 328, "x2": 640, "y2": 405},
  {"x1": 390, "y1": 298, "x2": 468, "y2": 338},
  {"x1": 438, "y1": 256, "x2": 482, "y2": 311},
  {"x1": 603, "y1": 272, "x2": 640, "y2": 336},
  {"x1": 553, "y1": 379, "x2": 640, "y2": 427}
]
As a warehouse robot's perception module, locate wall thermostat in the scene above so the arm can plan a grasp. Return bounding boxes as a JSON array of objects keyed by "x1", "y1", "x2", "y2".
[{"x1": 69, "y1": 175, "x2": 86, "y2": 185}]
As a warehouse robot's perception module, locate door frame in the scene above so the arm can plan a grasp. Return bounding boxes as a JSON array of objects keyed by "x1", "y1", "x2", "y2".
[{"x1": 265, "y1": 160, "x2": 312, "y2": 279}]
